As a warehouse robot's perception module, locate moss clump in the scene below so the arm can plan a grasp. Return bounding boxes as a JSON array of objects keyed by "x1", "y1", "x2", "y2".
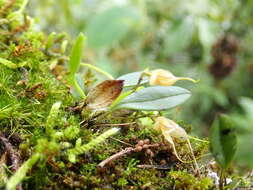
[
  {"x1": 169, "y1": 171, "x2": 214, "y2": 190},
  {"x1": 0, "y1": 1, "x2": 213, "y2": 190}
]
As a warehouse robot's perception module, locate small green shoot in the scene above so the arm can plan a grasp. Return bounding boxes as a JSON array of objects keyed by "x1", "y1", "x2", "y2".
[
  {"x1": 210, "y1": 114, "x2": 237, "y2": 170},
  {"x1": 68, "y1": 33, "x2": 86, "y2": 99},
  {"x1": 81, "y1": 63, "x2": 114, "y2": 79},
  {"x1": 46, "y1": 102, "x2": 62, "y2": 136},
  {"x1": 68, "y1": 128, "x2": 120, "y2": 163},
  {"x1": 6, "y1": 153, "x2": 41, "y2": 190},
  {"x1": 209, "y1": 114, "x2": 237, "y2": 189}
]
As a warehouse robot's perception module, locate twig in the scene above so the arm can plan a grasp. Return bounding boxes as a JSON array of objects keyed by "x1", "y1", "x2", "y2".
[
  {"x1": 94, "y1": 122, "x2": 136, "y2": 127},
  {"x1": 98, "y1": 143, "x2": 159, "y2": 168},
  {"x1": 136, "y1": 164, "x2": 174, "y2": 170},
  {"x1": 98, "y1": 147, "x2": 134, "y2": 168},
  {"x1": 80, "y1": 111, "x2": 105, "y2": 125},
  {"x1": 109, "y1": 137, "x2": 134, "y2": 147}
]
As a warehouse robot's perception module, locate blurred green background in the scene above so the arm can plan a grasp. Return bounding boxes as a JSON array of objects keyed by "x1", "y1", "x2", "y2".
[{"x1": 27, "y1": 0, "x2": 253, "y2": 166}]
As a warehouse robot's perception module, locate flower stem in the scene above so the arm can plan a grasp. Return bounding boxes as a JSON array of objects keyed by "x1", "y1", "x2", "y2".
[
  {"x1": 188, "y1": 135, "x2": 209, "y2": 143},
  {"x1": 176, "y1": 77, "x2": 199, "y2": 83},
  {"x1": 70, "y1": 76, "x2": 86, "y2": 99},
  {"x1": 81, "y1": 63, "x2": 114, "y2": 79}
]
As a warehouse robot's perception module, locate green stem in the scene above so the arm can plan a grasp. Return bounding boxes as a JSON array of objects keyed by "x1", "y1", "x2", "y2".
[
  {"x1": 6, "y1": 153, "x2": 41, "y2": 190},
  {"x1": 70, "y1": 76, "x2": 86, "y2": 99},
  {"x1": 0, "y1": 57, "x2": 18, "y2": 69},
  {"x1": 186, "y1": 139, "x2": 200, "y2": 175},
  {"x1": 132, "y1": 72, "x2": 145, "y2": 92},
  {"x1": 109, "y1": 90, "x2": 133, "y2": 110},
  {"x1": 176, "y1": 77, "x2": 199, "y2": 83},
  {"x1": 188, "y1": 135, "x2": 209, "y2": 143},
  {"x1": 81, "y1": 63, "x2": 114, "y2": 79},
  {"x1": 219, "y1": 169, "x2": 225, "y2": 190}
]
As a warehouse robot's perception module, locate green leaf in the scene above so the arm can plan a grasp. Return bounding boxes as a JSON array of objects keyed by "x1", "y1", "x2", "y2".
[
  {"x1": 86, "y1": 6, "x2": 139, "y2": 48},
  {"x1": 116, "y1": 86, "x2": 191, "y2": 111},
  {"x1": 117, "y1": 71, "x2": 148, "y2": 87},
  {"x1": 209, "y1": 114, "x2": 237, "y2": 169},
  {"x1": 68, "y1": 33, "x2": 85, "y2": 75},
  {"x1": 239, "y1": 97, "x2": 253, "y2": 119},
  {"x1": 45, "y1": 32, "x2": 56, "y2": 50},
  {"x1": 68, "y1": 33, "x2": 86, "y2": 98},
  {"x1": 235, "y1": 134, "x2": 253, "y2": 168}
]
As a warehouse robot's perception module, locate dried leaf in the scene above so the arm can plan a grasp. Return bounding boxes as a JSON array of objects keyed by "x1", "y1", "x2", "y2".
[{"x1": 86, "y1": 80, "x2": 124, "y2": 110}]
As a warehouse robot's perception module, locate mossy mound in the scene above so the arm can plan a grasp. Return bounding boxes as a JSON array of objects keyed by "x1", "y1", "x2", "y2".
[{"x1": 0, "y1": 1, "x2": 211, "y2": 190}]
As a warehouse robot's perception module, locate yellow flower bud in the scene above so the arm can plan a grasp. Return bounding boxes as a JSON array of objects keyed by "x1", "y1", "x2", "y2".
[{"x1": 149, "y1": 69, "x2": 198, "y2": 86}]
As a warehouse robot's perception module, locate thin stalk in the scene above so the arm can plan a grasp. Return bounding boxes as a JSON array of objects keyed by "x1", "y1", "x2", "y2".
[
  {"x1": 81, "y1": 63, "x2": 114, "y2": 79},
  {"x1": 188, "y1": 135, "x2": 209, "y2": 143},
  {"x1": 109, "y1": 90, "x2": 133, "y2": 110},
  {"x1": 176, "y1": 77, "x2": 199, "y2": 83},
  {"x1": 186, "y1": 139, "x2": 200, "y2": 175},
  {"x1": 70, "y1": 76, "x2": 86, "y2": 99},
  {"x1": 170, "y1": 140, "x2": 189, "y2": 164},
  {"x1": 219, "y1": 169, "x2": 225, "y2": 190},
  {"x1": 132, "y1": 69, "x2": 149, "y2": 92},
  {"x1": 169, "y1": 138, "x2": 201, "y2": 172}
]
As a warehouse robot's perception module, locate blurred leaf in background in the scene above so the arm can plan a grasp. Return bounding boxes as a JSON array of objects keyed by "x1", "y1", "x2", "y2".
[
  {"x1": 162, "y1": 17, "x2": 195, "y2": 57},
  {"x1": 210, "y1": 114, "x2": 237, "y2": 170},
  {"x1": 86, "y1": 6, "x2": 140, "y2": 48},
  {"x1": 231, "y1": 97, "x2": 253, "y2": 168}
]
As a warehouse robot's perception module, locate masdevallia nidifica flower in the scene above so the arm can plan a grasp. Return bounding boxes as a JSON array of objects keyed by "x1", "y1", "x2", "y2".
[
  {"x1": 148, "y1": 69, "x2": 198, "y2": 86},
  {"x1": 154, "y1": 116, "x2": 188, "y2": 143},
  {"x1": 154, "y1": 117, "x2": 199, "y2": 172}
]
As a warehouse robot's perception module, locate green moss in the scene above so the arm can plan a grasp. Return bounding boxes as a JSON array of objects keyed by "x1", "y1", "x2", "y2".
[
  {"x1": 0, "y1": 1, "x2": 223, "y2": 190},
  {"x1": 169, "y1": 171, "x2": 214, "y2": 190}
]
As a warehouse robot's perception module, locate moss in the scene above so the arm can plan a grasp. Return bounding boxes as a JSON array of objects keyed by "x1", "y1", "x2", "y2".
[
  {"x1": 0, "y1": 1, "x2": 226, "y2": 190},
  {"x1": 169, "y1": 170, "x2": 214, "y2": 190}
]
